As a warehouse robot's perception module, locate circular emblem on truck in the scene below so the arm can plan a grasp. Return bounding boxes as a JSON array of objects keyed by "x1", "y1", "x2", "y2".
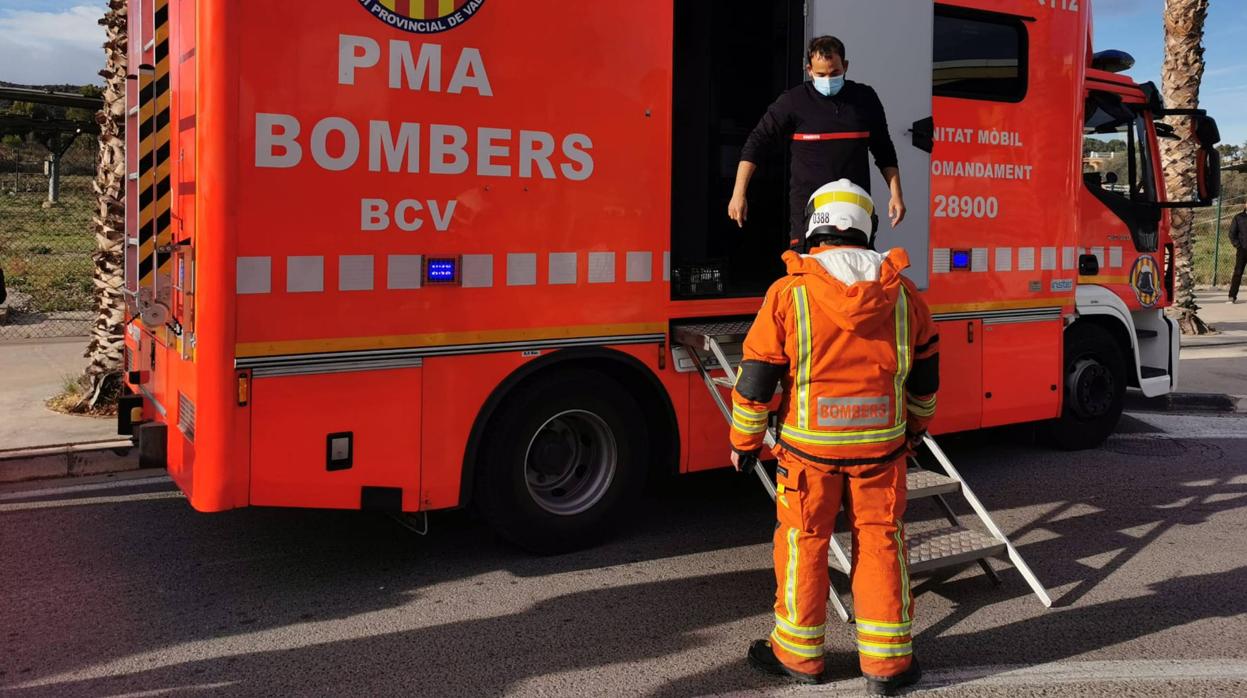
[
  {"x1": 1129, "y1": 255, "x2": 1161, "y2": 308},
  {"x1": 358, "y1": 0, "x2": 486, "y2": 34}
]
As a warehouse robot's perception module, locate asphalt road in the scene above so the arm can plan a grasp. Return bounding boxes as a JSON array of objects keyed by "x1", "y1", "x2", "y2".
[{"x1": 2, "y1": 411, "x2": 1245, "y2": 697}]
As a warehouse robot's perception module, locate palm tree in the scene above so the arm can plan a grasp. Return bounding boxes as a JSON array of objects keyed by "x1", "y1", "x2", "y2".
[
  {"x1": 1159, "y1": 0, "x2": 1211, "y2": 335},
  {"x1": 79, "y1": 0, "x2": 128, "y2": 409}
]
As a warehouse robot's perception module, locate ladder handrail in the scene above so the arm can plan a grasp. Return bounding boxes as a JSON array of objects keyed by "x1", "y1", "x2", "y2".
[
  {"x1": 922, "y1": 435, "x2": 1054, "y2": 608},
  {"x1": 684, "y1": 343, "x2": 777, "y2": 499},
  {"x1": 683, "y1": 336, "x2": 852, "y2": 622}
]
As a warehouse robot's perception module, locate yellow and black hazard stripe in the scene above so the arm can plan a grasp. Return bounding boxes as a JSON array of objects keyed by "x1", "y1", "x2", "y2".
[{"x1": 138, "y1": 0, "x2": 172, "y2": 292}]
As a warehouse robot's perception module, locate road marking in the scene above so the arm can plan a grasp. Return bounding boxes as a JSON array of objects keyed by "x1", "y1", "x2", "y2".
[
  {"x1": 0, "y1": 475, "x2": 172, "y2": 502},
  {"x1": 0, "y1": 491, "x2": 183, "y2": 512},
  {"x1": 1122, "y1": 412, "x2": 1247, "y2": 440},
  {"x1": 897, "y1": 659, "x2": 1247, "y2": 690},
  {"x1": 714, "y1": 659, "x2": 1247, "y2": 695}
]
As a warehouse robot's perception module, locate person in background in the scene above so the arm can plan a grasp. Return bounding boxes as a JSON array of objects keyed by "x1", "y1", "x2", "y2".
[{"x1": 1228, "y1": 201, "x2": 1246, "y2": 304}]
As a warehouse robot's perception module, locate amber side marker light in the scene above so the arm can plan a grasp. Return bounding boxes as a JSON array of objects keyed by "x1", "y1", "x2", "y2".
[{"x1": 237, "y1": 373, "x2": 250, "y2": 406}]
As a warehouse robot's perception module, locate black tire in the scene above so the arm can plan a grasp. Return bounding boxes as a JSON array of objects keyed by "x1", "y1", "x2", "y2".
[
  {"x1": 474, "y1": 368, "x2": 648, "y2": 554},
  {"x1": 1044, "y1": 323, "x2": 1127, "y2": 450}
]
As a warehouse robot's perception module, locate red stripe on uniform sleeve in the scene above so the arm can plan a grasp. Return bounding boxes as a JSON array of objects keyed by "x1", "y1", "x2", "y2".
[{"x1": 792, "y1": 132, "x2": 871, "y2": 141}]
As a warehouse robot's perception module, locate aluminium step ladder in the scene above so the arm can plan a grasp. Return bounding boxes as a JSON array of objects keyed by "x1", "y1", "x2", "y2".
[{"x1": 671, "y1": 320, "x2": 1052, "y2": 621}]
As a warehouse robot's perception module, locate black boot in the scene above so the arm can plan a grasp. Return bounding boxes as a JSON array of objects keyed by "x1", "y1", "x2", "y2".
[
  {"x1": 865, "y1": 657, "x2": 922, "y2": 696},
  {"x1": 746, "y1": 639, "x2": 824, "y2": 685}
]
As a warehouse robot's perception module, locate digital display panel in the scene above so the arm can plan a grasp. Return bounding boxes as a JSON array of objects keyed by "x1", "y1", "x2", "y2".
[
  {"x1": 424, "y1": 258, "x2": 459, "y2": 285},
  {"x1": 951, "y1": 250, "x2": 971, "y2": 271}
]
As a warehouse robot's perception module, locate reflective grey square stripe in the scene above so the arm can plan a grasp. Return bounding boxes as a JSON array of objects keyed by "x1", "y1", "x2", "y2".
[
  {"x1": 1041, "y1": 247, "x2": 1058, "y2": 271},
  {"x1": 236, "y1": 257, "x2": 271, "y2": 295},
  {"x1": 461, "y1": 254, "x2": 493, "y2": 288},
  {"x1": 387, "y1": 255, "x2": 422, "y2": 290},
  {"x1": 626, "y1": 251, "x2": 652, "y2": 283},
  {"x1": 1063, "y1": 246, "x2": 1078, "y2": 270},
  {"x1": 932, "y1": 248, "x2": 950, "y2": 274},
  {"x1": 994, "y1": 247, "x2": 1012, "y2": 272},
  {"x1": 971, "y1": 248, "x2": 988, "y2": 272},
  {"x1": 339, "y1": 255, "x2": 374, "y2": 291},
  {"x1": 1018, "y1": 247, "x2": 1036, "y2": 271},
  {"x1": 549, "y1": 253, "x2": 577, "y2": 285},
  {"x1": 1109, "y1": 246, "x2": 1123, "y2": 268},
  {"x1": 287, "y1": 256, "x2": 324, "y2": 293},
  {"x1": 588, "y1": 252, "x2": 616, "y2": 283},
  {"x1": 1092, "y1": 246, "x2": 1105, "y2": 269},
  {"x1": 507, "y1": 253, "x2": 537, "y2": 286},
  {"x1": 663, "y1": 251, "x2": 671, "y2": 282}
]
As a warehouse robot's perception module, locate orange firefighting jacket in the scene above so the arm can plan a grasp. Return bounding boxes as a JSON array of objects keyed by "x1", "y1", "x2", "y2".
[{"x1": 730, "y1": 245, "x2": 939, "y2": 465}]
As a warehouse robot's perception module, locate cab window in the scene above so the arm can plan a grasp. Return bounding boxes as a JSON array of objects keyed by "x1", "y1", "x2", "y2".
[{"x1": 1083, "y1": 91, "x2": 1161, "y2": 251}]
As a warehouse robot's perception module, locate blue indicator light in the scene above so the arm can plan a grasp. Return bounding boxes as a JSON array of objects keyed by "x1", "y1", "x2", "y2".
[
  {"x1": 425, "y1": 258, "x2": 459, "y2": 284},
  {"x1": 952, "y1": 250, "x2": 971, "y2": 270}
]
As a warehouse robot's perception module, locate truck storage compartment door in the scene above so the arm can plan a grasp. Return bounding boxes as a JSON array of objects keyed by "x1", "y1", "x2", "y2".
[
  {"x1": 250, "y1": 368, "x2": 422, "y2": 512},
  {"x1": 808, "y1": 0, "x2": 934, "y2": 289},
  {"x1": 981, "y1": 319, "x2": 1062, "y2": 428}
]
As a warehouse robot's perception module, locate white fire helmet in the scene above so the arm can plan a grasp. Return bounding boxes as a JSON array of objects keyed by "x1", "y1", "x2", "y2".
[{"x1": 804, "y1": 179, "x2": 875, "y2": 242}]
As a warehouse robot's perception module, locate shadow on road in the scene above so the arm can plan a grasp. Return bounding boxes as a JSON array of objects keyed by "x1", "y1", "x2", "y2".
[{"x1": 2, "y1": 425, "x2": 1245, "y2": 695}]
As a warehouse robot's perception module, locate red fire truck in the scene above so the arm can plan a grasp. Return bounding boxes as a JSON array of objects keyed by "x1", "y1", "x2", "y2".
[{"x1": 121, "y1": 0, "x2": 1219, "y2": 551}]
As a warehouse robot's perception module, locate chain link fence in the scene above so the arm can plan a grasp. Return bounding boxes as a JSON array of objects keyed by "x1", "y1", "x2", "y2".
[
  {"x1": 0, "y1": 136, "x2": 98, "y2": 339},
  {"x1": 1191, "y1": 189, "x2": 1247, "y2": 289}
]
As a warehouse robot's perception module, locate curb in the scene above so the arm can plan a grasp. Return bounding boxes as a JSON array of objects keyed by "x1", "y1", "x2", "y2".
[
  {"x1": 0, "y1": 440, "x2": 139, "y2": 484},
  {"x1": 1125, "y1": 392, "x2": 1240, "y2": 414}
]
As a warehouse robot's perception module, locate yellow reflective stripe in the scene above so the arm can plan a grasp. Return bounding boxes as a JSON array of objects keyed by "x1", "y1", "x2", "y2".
[
  {"x1": 812, "y1": 190, "x2": 875, "y2": 216},
  {"x1": 785, "y1": 527, "x2": 799, "y2": 622},
  {"x1": 856, "y1": 619, "x2": 912, "y2": 637},
  {"x1": 772, "y1": 630, "x2": 825, "y2": 658},
  {"x1": 895, "y1": 524, "x2": 911, "y2": 623},
  {"x1": 906, "y1": 399, "x2": 936, "y2": 418},
  {"x1": 732, "y1": 404, "x2": 768, "y2": 421},
  {"x1": 792, "y1": 286, "x2": 812, "y2": 430},
  {"x1": 907, "y1": 394, "x2": 936, "y2": 409},
  {"x1": 893, "y1": 288, "x2": 911, "y2": 428},
  {"x1": 857, "y1": 640, "x2": 913, "y2": 658},
  {"x1": 779, "y1": 422, "x2": 907, "y2": 446},
  {"x1": 731, "y1": 418, "x2": 768, "y2": 435},
  {"x1": 776, "y1": 615, "x2": 826, "y2": 640}
]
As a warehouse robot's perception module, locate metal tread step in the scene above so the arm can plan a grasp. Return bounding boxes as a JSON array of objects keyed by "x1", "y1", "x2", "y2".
[
  {"x1": 907, "y1": 468, "x2": 960, "y2": 499},
  {"x1": 671, "y1": 319, "x2": 755, "y2": 349},
  {"x1": 1136, "y1": 329, "x2": 1159, "y2": 339},
  {"x1": 830, "y1": 526, "x2": 1006, "y2": 575}
]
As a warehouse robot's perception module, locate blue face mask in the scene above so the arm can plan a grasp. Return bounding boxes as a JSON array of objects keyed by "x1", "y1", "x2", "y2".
[{"x1": 813, "y1": 75, "x2": 845, "y2": 97}]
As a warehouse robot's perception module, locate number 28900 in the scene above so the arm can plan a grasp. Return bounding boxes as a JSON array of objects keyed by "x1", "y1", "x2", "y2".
[{"x1": 933, "y1": 195, "x2": 999, "y2": 219}]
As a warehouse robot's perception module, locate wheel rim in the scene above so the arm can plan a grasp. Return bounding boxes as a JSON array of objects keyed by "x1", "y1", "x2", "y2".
[
  {"x1": 524, "y1": 409, "x2": 618, "y2": 516},
  {"x1": 1068, "y1": 357, "x2": 1115, "y2": 419}
]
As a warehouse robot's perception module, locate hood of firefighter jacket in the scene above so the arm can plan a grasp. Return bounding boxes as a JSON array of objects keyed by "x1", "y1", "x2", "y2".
[{"x1": 781, "y1": 246, "x2": 911, "y2": 333}]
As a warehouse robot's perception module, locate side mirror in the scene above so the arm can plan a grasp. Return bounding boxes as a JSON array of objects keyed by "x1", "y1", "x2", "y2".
[{"x1": 1156, "y1": 111, "x2": 1221, "y2": 207}]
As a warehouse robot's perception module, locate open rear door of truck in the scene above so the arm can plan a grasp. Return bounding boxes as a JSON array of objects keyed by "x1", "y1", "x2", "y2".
[{"x1": 808, "y1": 1, "x2": 933, "y2": 289}]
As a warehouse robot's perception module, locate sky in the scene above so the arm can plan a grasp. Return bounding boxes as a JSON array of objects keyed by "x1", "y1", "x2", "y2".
[{"x1": 0, "y1": 0, "x2": 1244, "y2": 145}]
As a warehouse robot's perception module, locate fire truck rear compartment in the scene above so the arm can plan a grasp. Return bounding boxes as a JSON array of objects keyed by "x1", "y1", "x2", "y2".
[{"x1": 669, "y1": 0, "x2": 803, "y2": 299}]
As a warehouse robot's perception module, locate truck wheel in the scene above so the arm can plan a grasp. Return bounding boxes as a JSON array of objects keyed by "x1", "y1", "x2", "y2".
[
  {"x1": 1044, "y1": 323, "x2": 1127, "y2": 450},
  {"x1": 474, "y1": 368, "x2": 648, "y2": 554}
]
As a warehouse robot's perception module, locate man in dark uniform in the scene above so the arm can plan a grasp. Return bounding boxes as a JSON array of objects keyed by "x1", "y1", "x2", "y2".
[
  {"x1": 1229, "y1": 201, "x2": 1247, "y2": 304},
  {"x1": 728, "y1": 36, "x2": 906, "y2": 248}
]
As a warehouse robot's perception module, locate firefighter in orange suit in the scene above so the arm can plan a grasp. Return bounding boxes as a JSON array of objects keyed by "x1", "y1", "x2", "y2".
[{"x1": 730, "y1": 179, "x2": 938, "y2": 694}]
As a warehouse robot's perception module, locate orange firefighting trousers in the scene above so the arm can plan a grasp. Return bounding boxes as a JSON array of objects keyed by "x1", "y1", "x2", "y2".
[{"x1": 769, "y1": 449, "x2": 913, "y2": 679}]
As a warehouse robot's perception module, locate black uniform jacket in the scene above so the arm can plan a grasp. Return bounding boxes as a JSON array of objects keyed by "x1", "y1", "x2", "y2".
[
  {"x1": 1230, "y1": 212, "x2": 1247, "y2": 249},
  {"x1": 741, "y1": 80, "x2": 899, "y2": 238}
]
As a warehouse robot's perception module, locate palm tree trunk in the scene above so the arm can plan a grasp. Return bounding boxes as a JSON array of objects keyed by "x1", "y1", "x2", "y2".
[
  {"x1": 1160, "y1": 0, "x2": 1212, "y2": 335},
  {"x1": 81, "y1": 0, "x2": 129, "y2": 409}
]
